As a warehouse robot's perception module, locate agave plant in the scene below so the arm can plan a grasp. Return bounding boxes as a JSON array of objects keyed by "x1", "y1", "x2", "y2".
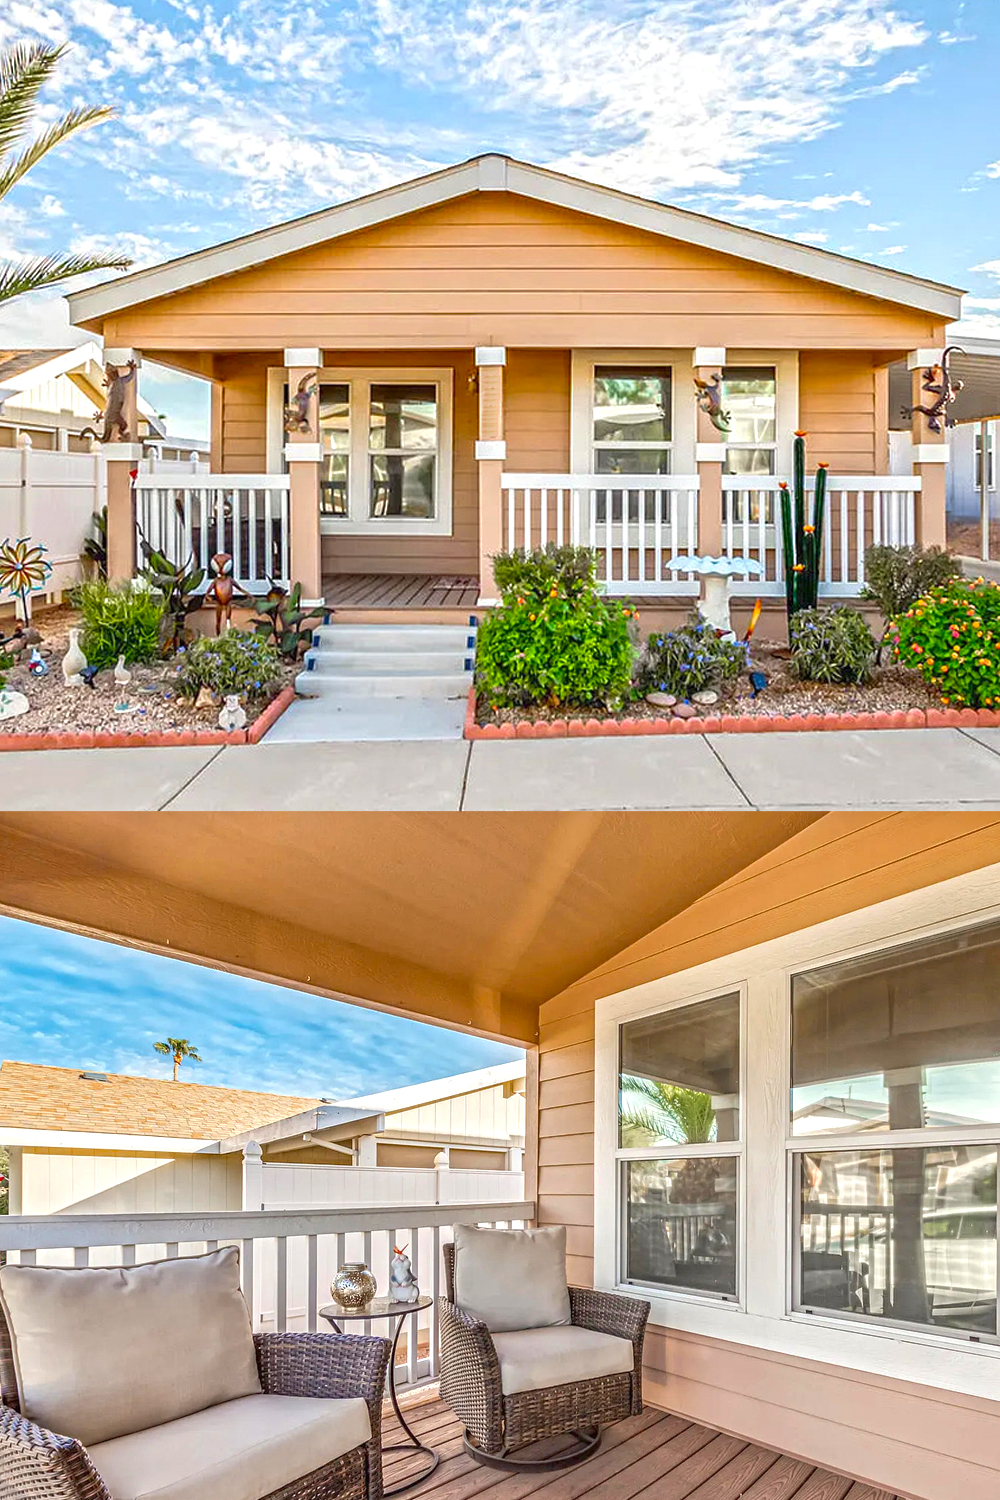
[
  {"x1": 619, "y1": 1074, "x2": 717, "y2": 1146},
  {"x1": 139, "y1": 541, "x2": 205, "y2": 653},
  {"x1": 0, "y1": 536, "x2": 52, "y2": 623},
  {"x1": 251, "y1": 580, "x2": 326, "y2": 661}
]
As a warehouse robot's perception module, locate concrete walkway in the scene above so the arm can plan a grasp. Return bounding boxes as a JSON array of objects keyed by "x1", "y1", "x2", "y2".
[{"x1": 2, "y1": 726, "x2": 1000, "y2": 810}]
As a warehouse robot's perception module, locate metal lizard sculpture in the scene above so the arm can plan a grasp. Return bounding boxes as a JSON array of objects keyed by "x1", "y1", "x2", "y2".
[
  {"x1": 284, "y1": 373, "x2": 318, "y2": 434},
  {"x1": 694, "y1": 372, "x2": 731, "y2": 435},
  {"x1": 80, "y1": 361, "x2": 138, "y2": 443},
  {"x1": 902, "y1": 344, "x2": 966, "y2": 434}
]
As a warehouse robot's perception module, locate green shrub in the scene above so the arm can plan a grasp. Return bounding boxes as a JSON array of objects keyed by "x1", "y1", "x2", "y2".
[
  {"x1": 790, "y1": 607, "x2": 875, "y2": 684},
  {"x1": 890, "y1": 578, "x2": 1000, "y2": 708},
  {"x1": 176, "y1": 629, "x2": 282, "y2": 701},
  {"x1": 475, "y1": 545, "x2": 635, "y2": 708},
  {"x1": 861, "y1": 544, "x2": 961, "y2": 623},
  {"x1": 74, "y1": 580, "x2": 165, "y2": 668},
  {"x1": 636, "y1": 620, "x2": 745, "y2": 698}
]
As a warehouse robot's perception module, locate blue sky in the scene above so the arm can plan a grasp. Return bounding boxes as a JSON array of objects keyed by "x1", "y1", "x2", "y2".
[
  {"x1": 0, "y1": 914, "x2": 522, "y2": 1098},
  {"x1": 0, "y1": 0, "x2": 998, "y2": 438}
]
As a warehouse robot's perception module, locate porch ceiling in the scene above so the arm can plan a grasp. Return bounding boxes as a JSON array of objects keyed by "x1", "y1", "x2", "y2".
[{"x1": 0, "y1": 813, "x2": 817, "y2": 1045}]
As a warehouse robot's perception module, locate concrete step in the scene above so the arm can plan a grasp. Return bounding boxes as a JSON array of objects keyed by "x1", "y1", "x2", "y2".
[
  {"x1": 295, "y1": 668, "x2": 472, "y2": 699},
  {"x1": 312, "y1": 623, "x2": 477, "y2": 651},
  {"x1": 306, "y1": 649, "x2": 474, "y2": 673}
]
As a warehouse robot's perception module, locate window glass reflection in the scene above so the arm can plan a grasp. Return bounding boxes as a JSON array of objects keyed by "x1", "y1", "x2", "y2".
[{"x1": 625, "y1": 1157, "x2": 738, "y2": 1297}]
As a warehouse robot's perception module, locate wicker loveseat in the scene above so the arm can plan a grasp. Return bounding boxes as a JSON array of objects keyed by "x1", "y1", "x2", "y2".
[
  {"x1": 0, "y1": 1249, "x2": 390, "y2": 1500},
  {"x1": 439, "y1": 1226, "x2": 649, "y2": 1470}
]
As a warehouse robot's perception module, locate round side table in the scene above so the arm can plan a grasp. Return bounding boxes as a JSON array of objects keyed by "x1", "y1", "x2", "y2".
[{"x1": 319, "y1": 1295, "x2": 438, "y2": 1495}]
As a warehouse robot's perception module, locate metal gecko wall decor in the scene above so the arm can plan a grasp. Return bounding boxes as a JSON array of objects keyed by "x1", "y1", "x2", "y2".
[
  {"x1": 80, "y1": 361, "x2": 138, "y2": 443},
  {"x1": 284, "y1": 373, "x2": 319, "y2": 435},
  {"x1": 902, "y1": 344, "x2": 965, "y2": 434},
  {"x1": 693, "y1": 372, "x2": 731, "y2": 435}
]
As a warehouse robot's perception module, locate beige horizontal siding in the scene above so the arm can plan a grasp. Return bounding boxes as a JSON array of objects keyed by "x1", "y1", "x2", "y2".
[{"x1": 104, "y1": 194, "x2": 944, "y2": 352}]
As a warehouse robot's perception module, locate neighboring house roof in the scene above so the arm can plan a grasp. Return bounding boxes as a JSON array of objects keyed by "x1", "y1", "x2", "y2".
[
  {"x1": 0, "y1": 1060, "x2": 321, "y2": 1141},
  {"x1": 0, "y1": 343, "x2": 167, "y2": 437},
  {"x1": 339, "y1": 1060, "x2": 526, "y2": 1115},
  {"x1": 67, "y1": 154, "x2": 964, "y2": 329}
]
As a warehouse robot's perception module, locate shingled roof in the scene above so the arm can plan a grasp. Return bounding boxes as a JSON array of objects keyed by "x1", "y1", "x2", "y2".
[
  {"x1": 0, "y1": 350, "x2": 73, "y2": 383},
  {"x1": 0, "y1": 1060, "x2": 323, "y2": 1141}
]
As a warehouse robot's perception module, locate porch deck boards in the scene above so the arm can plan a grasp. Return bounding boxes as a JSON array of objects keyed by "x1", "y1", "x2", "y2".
[
  {"x1": 324, "y1": 573, "x2": 481, "y2": 610},
  {"x1": 381, "y1": 1394, "x2": 904, "y2": 1500}
]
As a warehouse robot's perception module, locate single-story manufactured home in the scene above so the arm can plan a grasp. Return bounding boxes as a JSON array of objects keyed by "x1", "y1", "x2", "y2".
[
  {"x1": 1, "y1": 812, "x2": 999, "y2": 1500},
  {"x1": 66, "y1": 155, "x2": 966, "y2": 614}
]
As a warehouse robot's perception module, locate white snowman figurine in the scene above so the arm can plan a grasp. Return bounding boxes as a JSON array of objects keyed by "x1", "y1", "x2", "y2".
[{"x1": 389, "y1": 1245, "x2": 420, "y2": 1303}]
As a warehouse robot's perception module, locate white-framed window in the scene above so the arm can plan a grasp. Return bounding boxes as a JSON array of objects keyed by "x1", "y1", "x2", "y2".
[
  {"x1": 617, "y1": 989, "x2": 743, "y2": 1305},
  {"x1": 594, "y1": 862, "x2": 1000, "y2": 1399},
  {"x1": 790, "y1": 918, "x2": 1000, "y2": 1346},
  {"x1": 592, "y1": 366, "x2": 673, "y2": 477},
  {"x1": 723, "y1": 366, "x2": 777, "y2": 477},
  {"x1": 974, "y1": 426, "x2": 996, "y2": 492},
  {"x1": 267, "y1": 367, "x2": 453, "y2": 536}
]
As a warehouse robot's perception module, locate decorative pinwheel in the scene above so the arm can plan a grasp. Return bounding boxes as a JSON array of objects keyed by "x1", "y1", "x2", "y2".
[{"x1": 0, "y1": 537, "x2": 52, "y2": 624}]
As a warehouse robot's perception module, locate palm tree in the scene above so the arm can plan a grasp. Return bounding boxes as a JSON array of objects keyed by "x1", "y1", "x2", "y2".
[
  {"x1": 1, "y1": 43, "x2": 131, "y2": 304},
  {"x1": 153, "y1": 1037, "x2": 203, "y2": 1082},
  {"x1": 619, "y1": 1074, "x2": 716, "y2": 1146}
]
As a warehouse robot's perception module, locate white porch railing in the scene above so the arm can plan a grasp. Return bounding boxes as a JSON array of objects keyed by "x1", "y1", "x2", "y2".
[
  {"x1": 501, "y1": 473, "x2": 700, "y2": 595},
  {"x1": 0, "y1": 1199, "x2": 532, "y2": 1392},
  {"x1": 134, "y1": 473, "x2": 290, "y2": 590},
  {"x1": 501, "y1": 471, "x2": 919, "y2": 599},
  {"x1": 721, "y1": 475, "x2": 920, "y2": 597}
]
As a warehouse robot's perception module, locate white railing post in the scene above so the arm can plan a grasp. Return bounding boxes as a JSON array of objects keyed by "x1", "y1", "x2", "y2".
[{"x1": 242, "y1": 1141, "x2": 264, "y2": 1211}]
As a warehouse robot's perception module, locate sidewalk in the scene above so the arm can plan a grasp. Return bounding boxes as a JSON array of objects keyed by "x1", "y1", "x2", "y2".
[{"x1": 1, "y1": 727, "x2": 999, "y2": 810}]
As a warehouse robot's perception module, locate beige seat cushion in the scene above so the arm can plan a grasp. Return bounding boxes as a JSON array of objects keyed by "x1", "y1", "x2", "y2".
[
  {"x1": 88, "y1": 1393, "x2": 371, "y2": 1500},
  {"x1": 0, "y1": 1247, "x2": 261, "y2": 1445},
  {"x1": 452, "y1": 1225, "x2": 571, "y2": 1333},
  {"x1": 491, "y1": 1325, "x2": 634, "y2": 1396}
]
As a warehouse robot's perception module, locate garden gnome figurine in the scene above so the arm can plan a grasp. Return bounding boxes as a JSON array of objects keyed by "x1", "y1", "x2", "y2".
[
  {"x1": 218, "y1": 695, "x2": 247, "y2": 732},
  {"x1": 61, "y1": 628, "x2": 88, "y2": 686},
  {"x1": 389, "y1": 1246, "x2": 420, "y2": 1303}
]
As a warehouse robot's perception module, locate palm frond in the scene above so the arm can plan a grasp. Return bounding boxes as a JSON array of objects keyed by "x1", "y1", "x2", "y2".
[
  {"x1": 0, "y1": 252, "x2": 131, "y2": 304},
  {"x1": 0, "y1": 105, "x2": 114, "y2": 201},
  {"x1": 620, "y1": 1073, "x2": 717, "y2": 1146},
  {"x1": 0, "y1": 43, "x2": 67, "y2": 161}
]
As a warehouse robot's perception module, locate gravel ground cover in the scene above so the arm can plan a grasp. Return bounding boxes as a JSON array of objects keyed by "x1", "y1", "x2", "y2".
[{"x1": 0, "y1": 604, "x2": 296, "y2": 737}]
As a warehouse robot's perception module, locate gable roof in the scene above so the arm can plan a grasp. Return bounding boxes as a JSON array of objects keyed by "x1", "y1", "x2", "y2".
[
  {"x1": 0, "y1": 349, "x2": 74, "y2": 383},
  {"x1": 0, "y1": 1060, "x2": 321, "y2": 1141},
  {"x1": 339, "y1": 1060, "x2": 526, "y2": 1116},
  {"x1": 0, "y1": 343, "x2": 167, "y2": 436},
  {"x1": 68, "y1": 155, "x2": 963, "y2": 328}
]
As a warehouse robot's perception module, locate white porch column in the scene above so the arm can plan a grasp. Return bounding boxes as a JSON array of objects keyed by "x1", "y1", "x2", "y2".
[
  {"x1": 475, "y1": 346, "x2": 506, "y2": 606},
  {"x1": 283, "y1": 347, "x2": 323, "y2": 599},
  {"x1": 908, "y1": 348, "x2": 949, "y2": 549},
  {"x1": 356, "y1": 1133, "x2": 378, "y2": 1167},
  {"x1": 241, "y1": 1140, "x2": 264, "y2": 1211},
  {"x1": 101, "y1": 348, "x2": 143, "y2": 581},
  {"x1": 694, "y1": 347, "x2": 727, "y2": 557}
]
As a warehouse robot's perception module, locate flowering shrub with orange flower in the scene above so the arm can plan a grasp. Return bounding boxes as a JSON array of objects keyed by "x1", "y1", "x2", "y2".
[
  {"x1": 889, "y1": 578, "x2": 1000, "y2": 708},
  {"x1": 476, "y1": 544, "x2": 635, "y2": 708}
]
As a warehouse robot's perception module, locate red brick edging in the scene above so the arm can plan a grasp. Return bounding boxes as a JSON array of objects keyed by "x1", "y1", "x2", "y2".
[
  {"x1": 463, "y1": 686, "x2": 1000, "y2": 740},
  {"x1": 0, "y1": 685, "x2": 296, "y2": 752}
]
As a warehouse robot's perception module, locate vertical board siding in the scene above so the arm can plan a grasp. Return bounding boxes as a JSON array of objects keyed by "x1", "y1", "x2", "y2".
[{"x1": 534, "y1": 813, "x2": 1000, "y2": 1499}]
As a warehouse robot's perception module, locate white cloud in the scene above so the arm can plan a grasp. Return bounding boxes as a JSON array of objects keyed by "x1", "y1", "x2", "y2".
[
  {"x1": 879, "y1": 245, "x2": 907, "y2": 256},
  {"x1": 793, "y1": 230, "x2": 828, "y2": 244},
  {"x1": 973, "y1": 261, "x2": 1000, "y2": 280},
  {"x1": 38, "y1": 194, "x2": 67, "y2": 217},
  {"x1": 865, "y1": 221, "x2": 898, "y2": 232}
]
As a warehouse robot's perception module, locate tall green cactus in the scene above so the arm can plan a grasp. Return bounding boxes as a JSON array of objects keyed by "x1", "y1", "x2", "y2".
[{"x1": 778, "y1": 432, "x2": 828, "y2": 617}]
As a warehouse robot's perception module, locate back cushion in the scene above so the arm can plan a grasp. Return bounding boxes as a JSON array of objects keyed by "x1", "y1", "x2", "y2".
[
  {"x1": 0, "y1": 1246, "x2": 261, "y2": 1446},
  {"x1": 453, "y1": 1224, "x2": 571, "y2": 1333}
]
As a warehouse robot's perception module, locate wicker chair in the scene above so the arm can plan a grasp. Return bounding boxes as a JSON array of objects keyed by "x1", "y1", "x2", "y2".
[
  {"x1": 0, "y1": 1300, "x2": 390, "y2": 1500},
  {"x1": 438, "y1": 1240, "x2": 649, "y2": 1471}
]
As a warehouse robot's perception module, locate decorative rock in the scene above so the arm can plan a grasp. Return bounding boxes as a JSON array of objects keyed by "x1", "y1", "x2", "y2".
[
  {"x1": 194, "y1": 685, "x2": 217, "y2": 712},
  {"x1": 692, "y1": 690, "x2": 718, "y2": 706},
  {"x1": 645, "y1": 691, "x2": 677, "y2": 708},
  {"x1": 673, "y1": 702, "x2": 697, "y2": 719},
  {"x1": 0, "y1": 689, "x2": 29, "y2": 721}
]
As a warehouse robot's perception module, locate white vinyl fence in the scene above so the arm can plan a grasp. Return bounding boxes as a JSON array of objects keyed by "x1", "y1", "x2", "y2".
[{"x1": 0, "y1": 445, "x2": 104, "y2": 601}]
